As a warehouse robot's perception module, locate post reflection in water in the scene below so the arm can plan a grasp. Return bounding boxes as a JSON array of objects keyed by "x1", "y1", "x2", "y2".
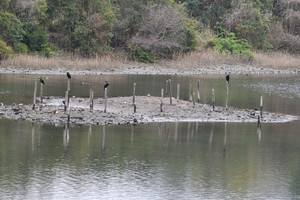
[
  {"x1": 257, "y1": 120, "x2": 262, "y2": 143},
  {"x1": 209, "y1": 122, "x2": 215, "y2": 148},
  {"x1": 88, "y1": 124, "x2": 92, "y2": 145},
  {"x1": 102, "y1": 125, "x2": 106, "y2": 152},
  {"x1": 63, "y1": 123, "x2": 69, "y2": 151},
  {"x1": 224, "y1": 122, "x2": 227, "y2": 153},
  {"x1": 31, "y1": 122, "x2": 35, "y2": 152},
  {"x1": 38, "y1": 122, "x2": 41, "y2": 148}
]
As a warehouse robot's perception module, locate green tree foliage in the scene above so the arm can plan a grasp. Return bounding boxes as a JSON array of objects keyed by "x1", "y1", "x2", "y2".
[
  {"x1": 0, "y1": 39, "x2": 14, "y2": 60},
  {"x1": 224, "y1": 1, "x2": 271, "y2": 50},
  {"x1": 0, "y1": 0, "x2": 299, "y2": 61},
  {"x1": 0, "y1": 11, "x2": 24, "y2": 50},
  {"x1": 47, "y1": 0, "x2": 118, "y2": 57},
  {"x1": 183, "y1": 0, "x2": 232, "y2": 29},
  {"x1": 205, "y1": 31, "x2": 254, "y2": 60}
]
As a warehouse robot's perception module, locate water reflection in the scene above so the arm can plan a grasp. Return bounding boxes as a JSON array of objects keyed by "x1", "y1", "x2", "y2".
[
  {"x1": 1, "y1": 120, "x2": 300, "y2": 199},
  {"x1": 63, "y1": 123, "x2": 69, "y2": 151}
]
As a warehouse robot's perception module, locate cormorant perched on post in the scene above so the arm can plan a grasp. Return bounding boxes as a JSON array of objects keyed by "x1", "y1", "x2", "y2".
[
  {"x1": 104, "y1": 81, "x2": 109, "y2": 90},
  {"x1": 67, "y1": 72, "x2": 71, "y2": 79},
  {"x1": 39, "y1": 77, "x2": 45, "y2": 85},
  {"x1": 226, "y1": 74, "x2": 230, "y2": 83}
]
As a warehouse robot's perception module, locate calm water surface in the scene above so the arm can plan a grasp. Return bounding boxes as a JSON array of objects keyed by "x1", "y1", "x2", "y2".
[{"x1": 0, "y1": 73, "x2": 300, "y2": 199}]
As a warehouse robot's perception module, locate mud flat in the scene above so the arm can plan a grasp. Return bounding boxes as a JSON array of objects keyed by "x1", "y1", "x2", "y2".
[{"x1": 0, "y1": 96, "x2": 298, "y2": 125}]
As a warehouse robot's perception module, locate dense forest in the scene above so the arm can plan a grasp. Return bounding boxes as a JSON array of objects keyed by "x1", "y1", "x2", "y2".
[{"x1": 0, "y1": 0, "x2": 299, "y2": 62}]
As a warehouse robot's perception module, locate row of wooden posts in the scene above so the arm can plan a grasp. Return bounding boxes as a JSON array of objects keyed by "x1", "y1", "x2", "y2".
[{"x1": 32, "y1": 77, "x2": 264, "y2": 123}]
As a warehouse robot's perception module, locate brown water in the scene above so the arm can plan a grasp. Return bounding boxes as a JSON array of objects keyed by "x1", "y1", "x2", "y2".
[{"x1": 0, "y1": 74, "x2": 299, "y2": 199}]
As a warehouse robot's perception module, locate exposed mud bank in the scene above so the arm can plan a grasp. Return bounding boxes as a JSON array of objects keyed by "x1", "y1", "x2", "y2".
[{"x1": 0, "y1": 96, "x2": 298, "y2": 125}]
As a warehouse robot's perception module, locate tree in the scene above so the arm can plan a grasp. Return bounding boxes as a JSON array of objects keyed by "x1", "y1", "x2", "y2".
[
  {"x1": 0, "y1": 11, "x2": 24, "y2": 50},
  {"x1": 130, "y1": 4, "x2": 197, "y2": 60},
  {"x1": 0, "y1": 39, "x2": 14, "y2": 61}
]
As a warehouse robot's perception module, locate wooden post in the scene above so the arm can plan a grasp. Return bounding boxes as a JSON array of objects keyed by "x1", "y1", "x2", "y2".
[
  {"x1": 169, "y1": 79, "x2": 172, "y2": 105},
  {"x1": 192, "y1": 92, "x2": 196, "y2": 108},
  {"x1": 160, "y1": 88, "x2": 164, "y2": 112},
  {"x1": 89, "y1": 89, "x2": 94, "y2": 110},
  {"x1": 67, "y1": 79, "x2": 70, "y2": 91},
  {"x1": 32, "y1": 81, "x2": 37, "y2": 110},
  {"x1": 40, "y1": 82, "x2": 43, "y2": 103},
  {"x1": 212, "y1": 89, "x2": 215, "y2": 111},
  {"x1": 67, "y1": 102, "x2": 71, "y2": 124},
  {"x1": 133, "y1": 101, "x2": 136, "y2": 113},
  {"x1": 64, "y1": 90, "x2": 68, "y2": 112},
  {"x1": 133, "y1": 83, "x2": 137, "y2": 113},
  {"x1": 177, "y1": 84, "x2": 180, "y2": 103},
  {"x1": 165, "y1": 80, "x2": 169, "y2": 96},
  {"x1": 133, "y1": 83, "x2": 136, "y2": 104},
  {"x1": 189, "y1": 80, "x2": 192, "y2": 102},
  {"x1": 226, "y1": 80, "x2": 229, "y2": 110},
  {"x1": 197, "y1": 79, "x2": 200, "y2": 103},
  {"x1": 260, "y1": 96, "x2": 263, "y2": 118},
  {"x1": 104, "y1": 88, "x2": 107, "y2": 113}
]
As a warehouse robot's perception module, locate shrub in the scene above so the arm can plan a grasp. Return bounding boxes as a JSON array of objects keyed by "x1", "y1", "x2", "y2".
[
  {"x1": 205, "y1": 31, "x2": 254, "y2": 60},
  {"x1": 128, "y1": 44, "x2": 157, "y2": 63},
  {"x1": 0, "y1": 40, "x2": 14, "y2": 60}
]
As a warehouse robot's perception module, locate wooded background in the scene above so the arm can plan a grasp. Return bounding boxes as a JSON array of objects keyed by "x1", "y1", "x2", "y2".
[{"x1": 1, "y1": 0, "x2": 299, "y2": 62}]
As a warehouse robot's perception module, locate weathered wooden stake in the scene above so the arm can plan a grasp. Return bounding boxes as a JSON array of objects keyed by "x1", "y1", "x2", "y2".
[
  {"x1": 177, "y1": 84, "x2": 180, "y2": 103},
  {"x1": 89, "y1": 89, "x2": 94, "y2": 110},
  {"x1": 189, "y1": 80, "x2": 192, "y2": 102},
  {"x1": 64, "y1": 90, "x2": 68, "y2": 111},
  {"x1": 165, "y1": 80, "x2": 169, "y2": 96},
  {"x1": 67, "y1": 79, "x2": 70, "y2": 91},
  {"x1": 192, "y1": 92, "x2": 196, "y2": 108},
  {"x1": 212, "y1": 89, "x2": 215, "y2": 111},
  {"x1": 160, "y1": 88, "x2": 164, "y2": 112},
  {"x1": 133, "y1": 83, "x2": 136, "y2": 104},
  {"x1": 33, "y1": 81, "x2": 37, "y2": 110},
  {"x1": 104, "y1": 88, "x2": 107, "y2": 113},
  {"x1": 40, "y1": 82, "x2": 44, "y2": 103},
  {"x1": 169, "y1": 79, "x2": 172, "y2": 105},
  {"x1": 133, "y1": 102, "x2": 136, "y2": 113},
  {"x1": 260, "y1": 96, "x2": 263, "y2": 118},
  {"x1": 226, "y1": 81, "x2": 229, "y2": 110},
  {"x1": 197, "y1": 79, "x2": 200, "y2": 103},
  {"x1": 67, "y1": 103, "x2": 71, "y2": 124}
]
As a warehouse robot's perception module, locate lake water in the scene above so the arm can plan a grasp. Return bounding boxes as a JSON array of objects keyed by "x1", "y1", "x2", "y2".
[{"x1": 0, "y1": 73, "x2": 300, "y2": 199}]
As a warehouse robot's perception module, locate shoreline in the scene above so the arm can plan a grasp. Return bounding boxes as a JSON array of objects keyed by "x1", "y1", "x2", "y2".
[
  {"x1": 0, "y1": 96, "x2": 298, "y2": 125},
  {"x1": 1, "y1": 63, "x2": 300, "y2": 76}
]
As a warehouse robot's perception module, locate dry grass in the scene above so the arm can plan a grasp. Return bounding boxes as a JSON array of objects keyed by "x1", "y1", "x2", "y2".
[
  {"x1": 161, "y1": 50, "x2": 250, "y2": 69},
  {"x1": 1, "y1": 54, "x2": 126, "y2": 70},
  {"x1": 1, "y1": 51, "x2": 299, "y2": 71},
  {"x1": 253, "y1": 51, "x2": 300, "y2": 69}
]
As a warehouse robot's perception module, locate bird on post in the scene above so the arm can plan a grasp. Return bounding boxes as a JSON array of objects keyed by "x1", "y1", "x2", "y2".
[
  {"x1": 39, "y1": 77, "x2": 45, "y2": 85},
  {"x1": 226, "y1": 74, "x2": 230, "y2": 84},
  {"x1": 104, "y1": 81, "x2": 109, "y2": 90},
  {"x1": 67, "y1": 72, "x2": 71, "y2": 79}
]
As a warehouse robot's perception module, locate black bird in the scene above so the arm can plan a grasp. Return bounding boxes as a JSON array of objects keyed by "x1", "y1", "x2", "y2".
[
  {"x1": 67, "y1": 72, "x2": 71, "y2": 79},
  {"x1": 226, "y1": 74, "x2": 230, "y2": 83},
  {"x1": 39, "y1": 77, "x2": 45, "y2": 85},
  {"x1": 104, "y1": 81, "x2": 109, "y2": 90}
]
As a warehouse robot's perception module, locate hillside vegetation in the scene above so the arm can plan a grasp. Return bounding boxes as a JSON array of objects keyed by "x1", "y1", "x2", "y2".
[{"x1": 0, "y1": 0, "x2": 299, "y2": 64}]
